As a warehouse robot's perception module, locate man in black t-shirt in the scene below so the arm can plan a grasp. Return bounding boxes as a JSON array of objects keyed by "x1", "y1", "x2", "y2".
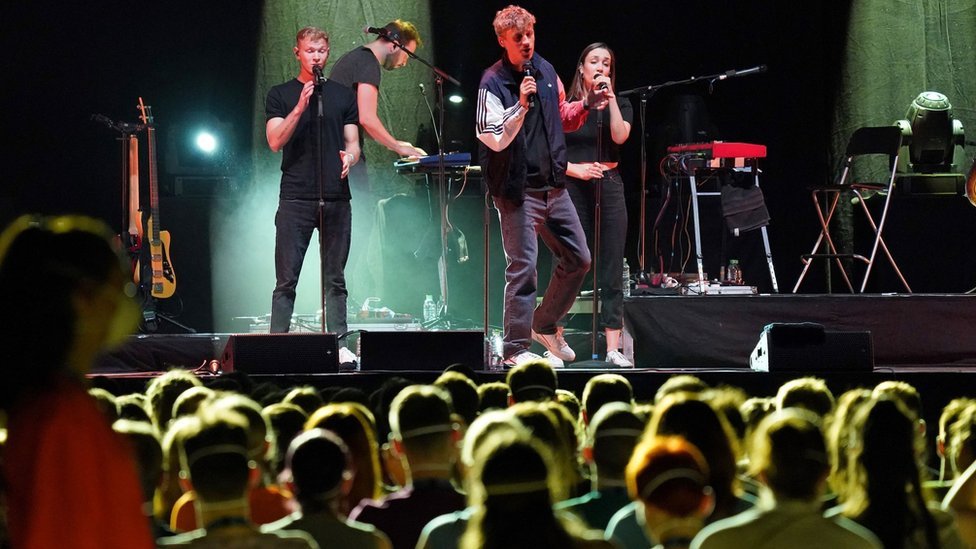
[
  {"x1": 265, "y1": 26, "x2": 360, "y2": 363},
  {"x1": 329, "y1": 20, "x2": 427, "y2": 162},
  {"x1": 329, "y1": 21, "x2": 427, "y2": 306}
]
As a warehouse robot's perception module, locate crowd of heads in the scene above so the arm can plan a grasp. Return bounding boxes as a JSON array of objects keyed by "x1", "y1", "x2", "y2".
[
  {"x1": 6, "y1": 343, "x2": 976, "y2": 548},
  {"x1": 2, "y1": 213, "x2": 975, "y2": 547}
]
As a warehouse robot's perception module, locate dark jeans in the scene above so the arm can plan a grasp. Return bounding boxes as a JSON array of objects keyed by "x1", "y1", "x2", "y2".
[
  {"x1": 271, "y1": 198, "x2": 351, "y2": 337},
  {"x1": 494, "y1": 188, "x2": 591, "y2": 358},
  {"x1": 566, "y1": 168, "x2": 627, "y2": 329}
]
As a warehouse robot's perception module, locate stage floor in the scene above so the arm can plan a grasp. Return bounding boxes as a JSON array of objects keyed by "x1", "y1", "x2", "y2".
[{"x1": 93, "y1": 292, "x2": 975, "y2": 375}]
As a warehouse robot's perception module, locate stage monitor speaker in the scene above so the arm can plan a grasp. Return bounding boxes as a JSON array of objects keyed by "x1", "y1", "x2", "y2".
[
  {"x1": 359, "y1": 330, "x2": 485, "y2": 371},
  {"x1": 221, "y1": 333, "x2": 338, "y2": 374},
  {"x1": 749, "y1": 322, "x2": 873, "y2": 372}
]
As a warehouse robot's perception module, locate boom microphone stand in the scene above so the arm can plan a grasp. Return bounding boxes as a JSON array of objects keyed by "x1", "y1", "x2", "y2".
[
  {"x1": 373, "y1": 27, "x2": 463, "y2": 328},
  {"x1": 619, "y1": 65, "x2": 767, "y2": 284}
]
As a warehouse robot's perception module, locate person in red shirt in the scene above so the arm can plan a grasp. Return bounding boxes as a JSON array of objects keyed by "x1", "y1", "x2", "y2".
[{"x1": 0, "y1": 214, "x2": 154, "y2": 549}]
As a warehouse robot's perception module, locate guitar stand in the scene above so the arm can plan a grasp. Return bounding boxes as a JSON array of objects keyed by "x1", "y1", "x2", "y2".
[
  {"x1": 142, "y1": 309, "x2": 197, "y2": 334},
  {"x1": 138, "y1": 285, "x2": 196, "y2": 334}
]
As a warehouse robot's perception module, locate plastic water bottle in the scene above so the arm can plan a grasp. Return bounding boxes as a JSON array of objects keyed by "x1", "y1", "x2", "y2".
[
  {"x1": 423, "y1": 294, "x2": 437, "y2": 323},
  {"x1": 726, "y1": 259, "x2": 742, "y2": 285},
  {"x1": 622, "y1": 258, "x2": 631, "y2": 297}
]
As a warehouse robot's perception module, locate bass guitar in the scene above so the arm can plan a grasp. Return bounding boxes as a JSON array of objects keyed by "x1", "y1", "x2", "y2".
[{"x1": 136, "y1": 97, "x2": 177, "y2": 298}]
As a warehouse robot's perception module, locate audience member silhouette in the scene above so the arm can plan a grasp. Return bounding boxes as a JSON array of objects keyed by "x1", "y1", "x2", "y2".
[
  {"x1": 113, "y1": 418, "x2": 177, "y2": 540},
  {"x1": 775, "y1": 376, "x2": 834, "y2": 419},
  {"x1": 417, "y1": 409, "x2": 529, "y2": 549},
  {"x1": 557, "y1": 402, "x2": 644, "y2": 530},
  {"x1": 825, "y1": 388, "x2": 873, "y2": 503},
  {"x1": 459, "y1": 431, "x2": 613, "y2": 549},
  {"x1": 476, "y1": 381, "x2": 511, "y2": 412},
  {"x1": 306, "y1": 402, "x2": 384, "y2": 514},
  {"x1": 170, "y1": 393, "x2": 292, "y2": 531},
  {"x1": 836, "y1": 397, "x2": 963, "y2": 548},
  {"x1": 263, "y1": 402, "x2": 309, "y2": 475},
  {"x1": 0, "y1": 214, "x2": 153, "y2": 549},
  {"x1": 507, "y1": 359, "x2": 558, "y2": 403},
  {"x1": 692, "y1": 409, "x2": 880, "y2": 548},
  {"x1": 263, "y1": 428, "x2": 391, "y2": 548},
  {"x1": 158, "y1": 407, "x2": 315, "y2": 547},
  {"x1": 350, "y1": 385, "x2": 466, "y2": 549},
  {"x1": 627, "y1": 435, "x2": 714, "y2": 549},
  {"x1": 146, "y1": 369, "x2": 204, "y2": 432},
  {"x1": 435, "y1": 371, "x2": 480, "y2": 427},
  {"x1": 582, "y1": 373, "x2": 634, "y2": 425},
  {"x1": 607, "y1": 392, "x2": 750, "y2": 549}
]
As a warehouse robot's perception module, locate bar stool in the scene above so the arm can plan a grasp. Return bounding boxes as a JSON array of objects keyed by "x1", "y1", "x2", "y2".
[{"x1": 793, "y1": 126, "x2": 912, "y2": 293}]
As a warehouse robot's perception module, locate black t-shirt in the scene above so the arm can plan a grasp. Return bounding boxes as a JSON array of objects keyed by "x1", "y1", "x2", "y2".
[
  {"x1": 328, "y1": 46, "x2": 382, "y2": 89},
  {"x1": 565, "y1": 96, "x2": 634, "y2": 163},
  {"x1": 328, "y1": 47, "x2": 381, "y2": 156},
  {"x1": 265, "y1": 78, "x2": 359, "y2": 200}
]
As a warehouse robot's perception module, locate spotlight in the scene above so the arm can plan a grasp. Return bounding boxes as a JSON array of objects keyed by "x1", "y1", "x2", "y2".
[
  {"x1": 194, "y1": 130, "x2": 218, "y2": 154},
  {"x1": 448, "y1": 94, "x2": 464, "y2": 104},
  {"x1": 895, "y1": 91, "x2": 967, "y2": 195}
]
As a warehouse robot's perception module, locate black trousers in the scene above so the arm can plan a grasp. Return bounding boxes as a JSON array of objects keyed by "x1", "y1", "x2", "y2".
[
  {"x1": 270, "y1": 198, "x2": 351, "y2": 337},
  {"x1": 565, "y1": 168, "x2": 627, "y2": 329}
]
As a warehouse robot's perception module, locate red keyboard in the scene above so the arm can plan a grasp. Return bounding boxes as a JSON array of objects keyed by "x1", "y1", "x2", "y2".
[{"x1": 667, "y1": 141, "x2": 767, "y2": 159}]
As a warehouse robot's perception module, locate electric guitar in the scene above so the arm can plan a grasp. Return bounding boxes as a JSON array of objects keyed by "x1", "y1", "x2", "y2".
[
  {"x1": 137, "y1": 97, "x2": 177, "y2": 298},
  {"x1": 125, "y1": 133, "x2": 144, "y2": 281}
]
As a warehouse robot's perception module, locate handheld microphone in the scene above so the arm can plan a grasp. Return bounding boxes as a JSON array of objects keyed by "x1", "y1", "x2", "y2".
[
  {"x1": 363, "y1": 25, "x2": 389, "y2": 37},
  {"x1": 594, "y1": 73, "x2": 609, "y2": 92},
  {"x1": 523, "y1": 62, "x2": 535, "y2": 108},
  {"x1": 312, "y1": 65, "x2": 325, "y2": 84},
  {"x1": 720, "y1": 64, "x2": 768, "y2": 80}
]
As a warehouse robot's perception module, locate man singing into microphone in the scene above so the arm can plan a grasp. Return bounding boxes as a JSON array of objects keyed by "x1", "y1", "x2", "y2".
[
  {"x1": 476, "y1": 5, "x2": 609, "y2": 367},
  {"x1": 265, "y1": 26, "x2": 360, "y2": 364}
]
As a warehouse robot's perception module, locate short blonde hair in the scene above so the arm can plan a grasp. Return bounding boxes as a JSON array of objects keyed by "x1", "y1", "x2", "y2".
[
  {"x1": 296, "y1": 26, "x2": 329, "y2": 46},
  {"x1": 492, "y1": 5, "x2": 536, "y2": 36}
]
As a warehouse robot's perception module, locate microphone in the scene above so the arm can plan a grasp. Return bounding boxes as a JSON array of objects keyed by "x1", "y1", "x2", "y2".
[
  {"x1": 419, "y1": 83, "x2": 426, "y2": 95},
  {"x1": 720, "y1": 64, "x2": 768, "y2": 80},
  {"x1": 364, "y1": 25, "x2": 389, "y2": 37},
  {"x1": 312, "y1": 65, "x2": 325, "y2": 84},
  {"x1": 594, "y1": 73, "x2": 608, "y2": 91},
  {"x1": 523, "y1": 62, "x2": 535, "y2": 108}
]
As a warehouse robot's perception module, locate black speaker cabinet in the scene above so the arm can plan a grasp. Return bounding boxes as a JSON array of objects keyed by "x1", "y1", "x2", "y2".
[
  {"x1": 221, "y1": 333, "x2": 338, "y2": 374},
  {"x1": 359, "y1": 330, "x2": 485, "y2": 371},
  {"x1": 749, "y1": 323, "x2": 874, "y2": 372}
]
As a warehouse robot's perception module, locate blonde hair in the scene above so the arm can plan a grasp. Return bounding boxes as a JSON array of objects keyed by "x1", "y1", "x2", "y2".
[
  {"x1": 492, "y1": 5, "x2": 536, "y2": 36},
  {"x1": 296, "y1": 26, "x2": 329, "y2": 46}
]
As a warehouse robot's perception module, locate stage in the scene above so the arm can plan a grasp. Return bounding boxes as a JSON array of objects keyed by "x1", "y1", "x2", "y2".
[{"x1": 91, "y1": 292, "x2": 974, "y2": 399}]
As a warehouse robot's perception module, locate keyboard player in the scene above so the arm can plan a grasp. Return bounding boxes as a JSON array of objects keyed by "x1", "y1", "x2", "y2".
[{"x1": 328, "y1": 20, "x2": 428, "y2": 298}]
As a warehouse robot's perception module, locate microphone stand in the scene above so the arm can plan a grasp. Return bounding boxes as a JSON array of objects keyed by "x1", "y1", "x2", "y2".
[
  {"x1": 312, "y1": 73, "x2": 327, "y2": 333},
  {"x1": 618, "y1": 65, "x2": 766, "y2": 286},
  {"x1": 383, "y1": 33, "x2": 466, "y2": 334},
  {"x1": 591, "y1": 107, "x2": 603, "y2": 360}
]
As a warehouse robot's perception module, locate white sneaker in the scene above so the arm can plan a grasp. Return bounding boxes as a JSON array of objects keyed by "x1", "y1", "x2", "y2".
[
  {"x1": 502, "y1": 350, "x2": 544, "y2": 368},
  {"x1": 338, "y1": 346, "x2": 358, "y2": 365},
  {"x1": 542, "y1": 351, "x2": 565, "y2": 368},
  {"x1": 531, "y1": 329, "x2": 576, "y2": 362},
  {"x1": 606, "y1": 350, "x2": 634, "y2": 368}
]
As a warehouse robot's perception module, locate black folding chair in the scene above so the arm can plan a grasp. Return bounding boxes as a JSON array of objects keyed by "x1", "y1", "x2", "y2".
[{"x1": 793, "y1": 126, "x2": 912, "y2": 293}]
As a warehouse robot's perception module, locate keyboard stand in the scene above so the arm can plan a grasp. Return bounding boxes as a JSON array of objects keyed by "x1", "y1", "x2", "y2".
[{"x1": 688, "y1": 160, "x2": 779, "y2": 294}]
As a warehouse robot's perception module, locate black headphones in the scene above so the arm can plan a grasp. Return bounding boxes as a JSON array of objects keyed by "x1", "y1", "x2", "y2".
[{"x1": 383, "y1": 22, "x2": 402, "y2": 44}]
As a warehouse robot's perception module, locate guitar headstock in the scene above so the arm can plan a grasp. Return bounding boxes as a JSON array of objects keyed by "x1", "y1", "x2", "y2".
[{"x1": 137, "y1": 97, "x2": 154, "y2": 126}]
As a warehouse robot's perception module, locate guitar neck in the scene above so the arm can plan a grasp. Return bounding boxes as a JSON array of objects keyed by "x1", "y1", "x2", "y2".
[{"x1": 146, "y1": 125, "x2": 161, "y2": 243}]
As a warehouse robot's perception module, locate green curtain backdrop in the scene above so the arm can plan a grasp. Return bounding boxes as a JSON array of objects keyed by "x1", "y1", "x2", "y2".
[
  {"x1": 212, "y1": 0, "x2": 433, "y2": 330},
  {"x1": 828, "y1": 0, "x2": 975, "y2": 286}
]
